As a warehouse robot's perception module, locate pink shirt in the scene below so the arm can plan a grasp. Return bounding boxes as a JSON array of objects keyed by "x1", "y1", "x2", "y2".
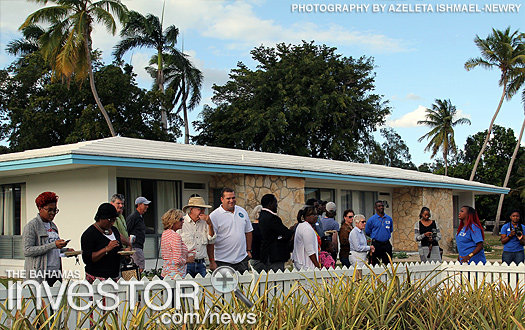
[{"x1": 161, "y1": 229, "x2": 188, "y2": 279}]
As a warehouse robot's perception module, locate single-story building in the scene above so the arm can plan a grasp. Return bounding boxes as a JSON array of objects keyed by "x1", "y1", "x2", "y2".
[{"x1": 0, "y1": 137, "x2": 508, "y2": 276}]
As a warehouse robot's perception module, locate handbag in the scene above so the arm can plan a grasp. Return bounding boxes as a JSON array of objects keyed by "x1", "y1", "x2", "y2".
[{"x1": 121, "y1": 259, "x2": 141, "y2": 281}]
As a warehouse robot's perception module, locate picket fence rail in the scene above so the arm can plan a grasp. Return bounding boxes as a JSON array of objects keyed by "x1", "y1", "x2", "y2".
[{"x1": 0, "y1": 260, "x2": 524, "y2": 328}]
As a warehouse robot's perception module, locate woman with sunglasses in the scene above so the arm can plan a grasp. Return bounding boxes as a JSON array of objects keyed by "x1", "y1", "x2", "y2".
[
  {"x1": 81, "y1": 203, "x2": 123, "y2": 283},
  {"x1": 349, "y1": 214, "x2": 374, "y2": 268},
  {"x1": 23, "y1": 191, "x2": 72, "y2": 284},
  {"x1": 161, "y1": 209, "x2": 195, "y2": 279},
  {"x1": 339, "y1": 209, "x2": 355, "y2": 268}
]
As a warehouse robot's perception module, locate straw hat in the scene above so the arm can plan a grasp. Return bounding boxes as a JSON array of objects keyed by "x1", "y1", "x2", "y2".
[{"x1": 182, "y1": 197, "x2": 211, "y2": 213}]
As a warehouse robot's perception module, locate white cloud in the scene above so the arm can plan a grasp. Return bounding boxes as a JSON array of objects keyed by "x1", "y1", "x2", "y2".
[
  {"x1": 386, "y1": 105, "x2": 472, "y2": 128},
  {"x1": 386, "y1": 105, "x2": 428, "y2": 127},
  {"x1": 129, "y1": 0, "x2": 409, "y2": 54},
  {"x1": 403, "y1": 93, "x2": 421, "y2": 101}
]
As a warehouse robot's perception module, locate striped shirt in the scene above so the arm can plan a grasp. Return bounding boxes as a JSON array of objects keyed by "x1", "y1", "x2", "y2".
[{"x1": 161, "y1": 229, "x2": 188, "y2": 279}]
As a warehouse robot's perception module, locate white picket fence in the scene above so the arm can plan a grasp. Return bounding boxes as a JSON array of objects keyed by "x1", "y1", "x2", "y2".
[{"x1": 0, "y1": 261, "x2": 524, "y2": 328}]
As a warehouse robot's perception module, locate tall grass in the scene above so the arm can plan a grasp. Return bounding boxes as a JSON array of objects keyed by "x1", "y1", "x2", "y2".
[{"x1": 2, "y1": 265, "x2": 525, "y2": 329}]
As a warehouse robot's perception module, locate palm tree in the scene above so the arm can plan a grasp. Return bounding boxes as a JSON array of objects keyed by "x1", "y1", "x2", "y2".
[
  {"x1": 417, "y1": 99, "x2": 471, "y2": 176},
  {"x1": 492, "y1": 91, "x2": 525, "y2": 235},
  {"x1": 148, "y1": 51, "x2": 203, "y2": 143},
  {"x1": 20, "y1": 0, "x2": 128, "y2": 137},
  {"x1": 113, "y1": 10, "x2": 179, "y2": 130},
  {"x1": 6, "y1": 24, "x2": 45, "y2": 57},
  {"x1": 464, "y1": 27, "x2": 525, "y2": 181}
]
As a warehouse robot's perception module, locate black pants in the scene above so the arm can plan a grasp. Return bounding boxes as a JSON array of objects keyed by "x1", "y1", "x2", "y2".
[
  {"x1": 216, "y1": 256, "x2": 250, "y2": 274},
  {"x1": 370, "y1": 240, "x2": 392, "y2": 266}
]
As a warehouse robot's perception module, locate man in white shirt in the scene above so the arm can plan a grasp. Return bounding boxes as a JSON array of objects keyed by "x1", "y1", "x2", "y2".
[
  {"x1": 209, "y1": 187, "x2": 253, "y2": 273},
  {"x1": 180, "y1": 196, "x2": 217, "y2": 277}
]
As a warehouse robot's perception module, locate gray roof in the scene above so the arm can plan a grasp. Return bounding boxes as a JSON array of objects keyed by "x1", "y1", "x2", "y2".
[{"x1": 0, "y1": 137, "x2": 508, "y2": 194}]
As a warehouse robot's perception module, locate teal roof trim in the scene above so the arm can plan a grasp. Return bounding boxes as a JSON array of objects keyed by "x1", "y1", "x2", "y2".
[{"x1": 0, "y1": 154, "x2": 509, "y2": 194}]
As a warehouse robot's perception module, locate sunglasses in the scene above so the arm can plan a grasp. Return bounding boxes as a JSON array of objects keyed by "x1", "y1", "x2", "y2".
[
  {"x1": 107, "y1": 218, "x2": 117, "y2": 222},
  {"x1": 360, "y1": 221, "x2": 366, "y2": 224}
]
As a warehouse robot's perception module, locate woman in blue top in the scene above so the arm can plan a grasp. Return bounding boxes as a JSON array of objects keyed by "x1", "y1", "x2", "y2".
[
  {"x1": 456, "y1": 206, "x2": 486, "y2": 264},
  {"x1": 500, "y1": 210, "x2": 525, "y2": 265}
]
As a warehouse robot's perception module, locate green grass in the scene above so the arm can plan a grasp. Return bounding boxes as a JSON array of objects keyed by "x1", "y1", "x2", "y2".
[{"x1": 0, "y1": 277, "x2": 20, "y2": 287}]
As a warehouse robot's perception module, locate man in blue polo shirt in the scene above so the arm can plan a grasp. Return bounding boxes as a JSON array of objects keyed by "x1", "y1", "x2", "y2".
[{"x1": 365, "y1": 200, "x2": 393, "y2": 265}]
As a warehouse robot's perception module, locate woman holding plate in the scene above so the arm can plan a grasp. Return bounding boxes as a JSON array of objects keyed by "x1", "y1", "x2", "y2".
[{"x1": 81, "y1": 203, "x2": 124, "y2": 283}]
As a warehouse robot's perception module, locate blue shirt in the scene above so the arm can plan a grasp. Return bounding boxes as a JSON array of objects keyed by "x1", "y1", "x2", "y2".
[
  {"x1": 349, "y1": 227, "x2": 370, "y2": 252},
  {"x1": 365, "y1": 213, "x2": 393, "y2": 242},
  {"x1": 320, "y1": 217, "x2": 340, "y2": 232},
  {"x1": 500, "y1": 222, "x2": 525, "y2": 252},
  {"x1": 456, "y1": 225, "x2": 486, "y2": 264}
]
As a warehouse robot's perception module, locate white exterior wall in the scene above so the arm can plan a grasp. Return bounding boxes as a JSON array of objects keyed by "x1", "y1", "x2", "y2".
[{"x1": 0, "y1": 166, "x2": 114, "y2": 277}]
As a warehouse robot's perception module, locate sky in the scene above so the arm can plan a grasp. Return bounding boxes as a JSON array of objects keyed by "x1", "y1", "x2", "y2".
[{"x1": 0, "y1": 0, "x2": 524, "y2": 166}]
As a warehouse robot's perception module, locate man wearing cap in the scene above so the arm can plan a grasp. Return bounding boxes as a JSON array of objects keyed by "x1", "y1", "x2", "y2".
[
  {"x1": 365, "y1": 200, "x2": 393, "y2": 266},
  {"x1": 209, "y1": 187, "x2": 253, "y2": 273},
  {"x1": 126, "y1": 196, "x2": 150, "y2": 272},
  {"x1": 180, "y1": 196, "x2": 217, "y2": 277},
  {"x1": 320, "y1": 202, "x2": 340, "y2": 261},
  {"x1": 321, "y1": 202, "x2": 340, "y2": 232}
]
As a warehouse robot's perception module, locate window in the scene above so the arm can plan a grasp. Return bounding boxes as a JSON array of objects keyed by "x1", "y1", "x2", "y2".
[
  {"x1": 0, "y1": 183, "x2": 25, "y2": 259},
  {"x1": 117, "y1": 178, "x2": 182, "y2": 259},
  {"x1": 341, "y1": 190, "x2": 378, "y2": 220},
  {"x1": 305, "y1": 188, "x2": 335, "y2": 203}
]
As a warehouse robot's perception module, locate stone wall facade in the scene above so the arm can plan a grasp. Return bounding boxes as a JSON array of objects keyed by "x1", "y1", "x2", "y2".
[
  {"x1": 392, "y1": 187, "x2": 454, "y2": 253},
  {"x1": 209, "y1": 174, "x2": 305, "y2": 227}
]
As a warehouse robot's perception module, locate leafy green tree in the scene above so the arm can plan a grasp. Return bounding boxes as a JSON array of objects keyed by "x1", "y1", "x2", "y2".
[
  {"x1": 21, "y1": 0, "x2": 128, "y2": 137},
  {"x1": 369, "y1": 128, "x2": 416, "y2": 169},
  {"x1": 0, "y1": 53, "x2": 178, "y2": 151},
  {"x1": 493, "y1": 93, "x2": 525, "y2": 234},
  {"x1": 447, "y1": 125, "x2": 524, "y2": 222},
  {"x1": 148, "y1": 51, "x2": 203, "y2": 143},
  {"x1": 417, "y1": 99, "x2": 471, "y2": 176},
  {"x1": 113, "y1": 10, "x2": 179, "y2": 130},
  {"x1": 194, "y1": 41, "x2": 390, "y2": 161},
  {"x1": 464, "y1": 27, "x2": 525, "y2": 181}
]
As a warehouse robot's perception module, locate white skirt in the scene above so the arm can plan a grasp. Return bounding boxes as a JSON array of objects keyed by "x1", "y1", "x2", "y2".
[{"x1": 418, "y1": 245, "x2": 442, "y2": 262}]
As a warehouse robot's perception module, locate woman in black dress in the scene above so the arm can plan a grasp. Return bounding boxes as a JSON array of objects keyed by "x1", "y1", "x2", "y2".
[{"x1": 414, "y1": 207, "x2": 442, "y2": 262}]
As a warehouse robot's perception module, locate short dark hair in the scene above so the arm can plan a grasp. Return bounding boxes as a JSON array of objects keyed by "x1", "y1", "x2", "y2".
[
  {"x1": 375, "y1": 200, "x2": 384, "y2": 207},
  {"x1": 508, "y1": 209, "x2": 522, "y2": 223},
  {"x1": 221, "y1": 187, "x2": 235, "y2": 198},
  {"x1": 343, "y1": 209, "x2": 354, "y2": 217},
  {"x1": 305, "y1": 198, "x2": 318, "y2": 206},
  {"x1": 261, "y1": 194, "x2": 276, "y2": 208}
]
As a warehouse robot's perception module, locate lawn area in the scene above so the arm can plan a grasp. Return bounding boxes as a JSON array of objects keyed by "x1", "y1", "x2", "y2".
[{"x1": 445, "y1": 231, "x2": 503, "y2": 261}]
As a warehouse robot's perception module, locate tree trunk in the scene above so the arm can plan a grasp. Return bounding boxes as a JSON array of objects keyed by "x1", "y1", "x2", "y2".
[
  {"x1": 469, "y1": 84, "x2": 507, "y2": 181},
  {"x1": 158, "y1": 52, "x2": 167, "y2": 131},
  {"x1": 181, "y1": 76, "x2": 190, "y2": 144},
  {"x1": 85, "y1": 32, "x2": 116, "y2": 137},
  {"x1": 492, "y1": 116, "x2": 525, "y2": 235},
  {"x1": 444, "y1": 153, "x2": 448, "y2": 176}
]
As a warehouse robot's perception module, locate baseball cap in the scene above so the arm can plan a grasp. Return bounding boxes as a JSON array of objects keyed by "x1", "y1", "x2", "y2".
[
  {"x1": 326, "y1": 202, "x2": 337, "y2": 212},
  {"x1": 135, "y1": 197, "x2": 151, "y2": 205}
]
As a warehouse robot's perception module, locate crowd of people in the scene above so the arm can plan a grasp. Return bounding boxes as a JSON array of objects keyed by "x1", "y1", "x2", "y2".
[{"x1": 22, "y1": 190, "x2": 524, "y2": 284}]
